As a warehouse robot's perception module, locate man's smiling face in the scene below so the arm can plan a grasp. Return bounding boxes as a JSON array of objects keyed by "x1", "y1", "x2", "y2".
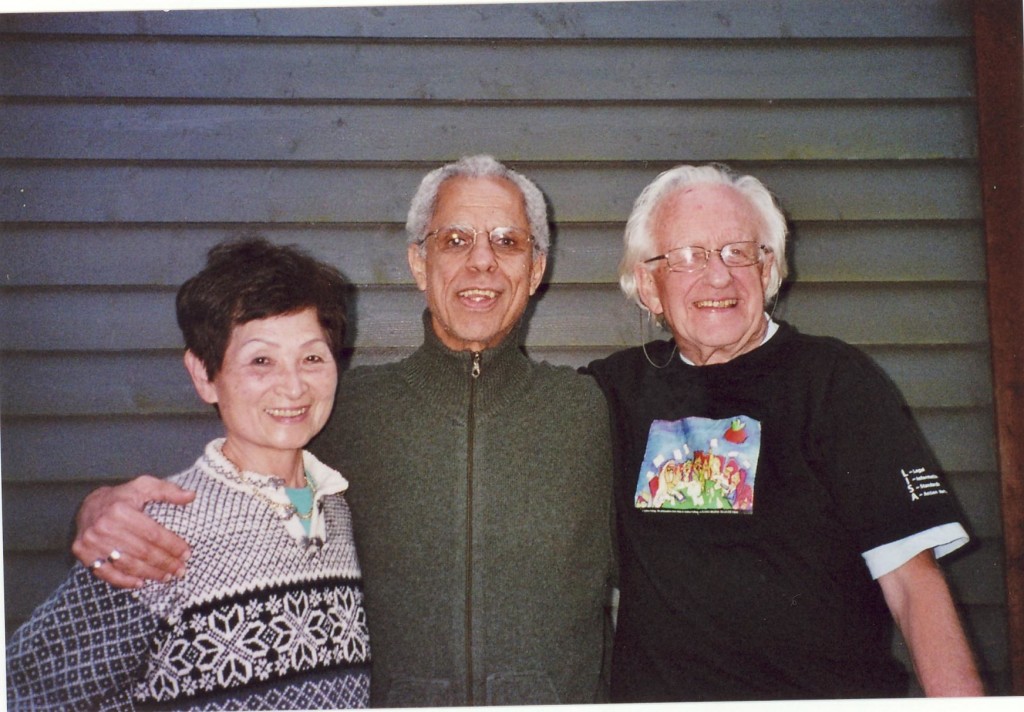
[
  {"x1": 635, "y1": 183, "x2": 774, "y2": 365},
  {"x1": 408, "y1": 175, "x2": 546, "y2": 353}
]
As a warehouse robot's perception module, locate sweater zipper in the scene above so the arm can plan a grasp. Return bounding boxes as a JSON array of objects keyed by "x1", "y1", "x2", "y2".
[{"x1": 465, "y1": 350, "x2": 481, "y2": 705}]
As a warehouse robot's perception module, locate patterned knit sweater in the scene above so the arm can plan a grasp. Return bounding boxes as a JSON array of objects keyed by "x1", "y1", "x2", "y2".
[{"x1": 5, "y1": 439, "x2": 371, "y2": 711}]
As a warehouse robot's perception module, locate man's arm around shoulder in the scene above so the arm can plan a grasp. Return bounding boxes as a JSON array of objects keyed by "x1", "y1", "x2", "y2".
[{"x1": 72, "y1": 476, "x2": 195, "y2": 589}]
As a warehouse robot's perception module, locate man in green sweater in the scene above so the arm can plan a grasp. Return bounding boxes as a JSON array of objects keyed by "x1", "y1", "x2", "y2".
[{"x1": 71, "y1": 155, "x2": 616, "y2": 707}]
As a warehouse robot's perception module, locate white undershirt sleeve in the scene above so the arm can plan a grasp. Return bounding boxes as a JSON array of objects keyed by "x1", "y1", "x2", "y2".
[{"x1": 861, "y1": 522, "x2": 969, "y2": 579}]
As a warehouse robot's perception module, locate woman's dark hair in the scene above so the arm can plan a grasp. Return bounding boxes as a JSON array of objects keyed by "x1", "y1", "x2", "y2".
[{"x1": 176, "y1": 237, "x2": 349, "y2": 379}]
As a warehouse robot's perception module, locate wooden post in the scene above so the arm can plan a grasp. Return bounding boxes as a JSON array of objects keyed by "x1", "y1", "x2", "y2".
[{"x1": 972, "y1": 0, "x2": 1024, "y2": 695}]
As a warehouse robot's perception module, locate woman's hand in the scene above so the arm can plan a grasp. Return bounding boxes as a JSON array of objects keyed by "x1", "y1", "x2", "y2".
[{"x1": 72, "y1": 476, "x2": 195, "y2": 589}]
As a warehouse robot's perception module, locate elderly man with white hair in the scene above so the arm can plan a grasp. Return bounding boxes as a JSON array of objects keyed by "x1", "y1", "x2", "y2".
[{"x1": 586, "y1": 163, "x2": 984, "y2": 701}]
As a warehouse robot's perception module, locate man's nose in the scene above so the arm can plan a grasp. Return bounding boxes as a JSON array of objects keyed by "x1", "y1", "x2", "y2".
[
  {"x1": 465, "y1": 233, "x2": 499, "y2": 269},
  {"x1": 703, "y1": 250, "x2": 734, "y2": 285}
]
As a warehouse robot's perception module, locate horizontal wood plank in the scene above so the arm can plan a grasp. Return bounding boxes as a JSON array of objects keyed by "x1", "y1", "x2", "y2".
[
  {"x1": 0, "y1": 101, "x2": 978, "y2": 162},
  {"x1": 958, "y1": 605, "x2": 1012, "y2": 679},
  {"x1": 916, "y1": 409, "x2": 1000, "y2": 474},
  {"x1": 946, "y1": 539, "x2": 1008, "y2": 607},
  {"x1": 0, "y1": 38, "x2": 974, "y2": 101},
  {"x1": 2, "y1": 416, "x2": 223, "y2": 484},
  {"x1": 788, "y1": 222, "x2": 986, "y2": 282},
  {"x1": 771, "y1": 282, "x2": 990, "y2": 345},
  {"x1": 945, "y1": 472, "x2": 1004, "y2": 540},
  {"x1": 0, "y1": 2, "x2": 973, "y2": 40},
  {"x1": 0, "y1": 224, "x2": 415, "y2": 287}
]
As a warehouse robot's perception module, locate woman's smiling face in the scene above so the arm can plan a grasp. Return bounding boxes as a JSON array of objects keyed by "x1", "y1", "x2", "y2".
[{"x1": 186, "y1": 307, "x2": 337, "y2": 481}]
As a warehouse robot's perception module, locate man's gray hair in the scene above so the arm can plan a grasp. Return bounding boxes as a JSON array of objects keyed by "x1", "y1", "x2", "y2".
[
  {"x1": 405, "y1": 154, "x2": 550, "y2": 256},
  {"x1": 619, "y1": 163, "x2": 789, "y2": 308}
]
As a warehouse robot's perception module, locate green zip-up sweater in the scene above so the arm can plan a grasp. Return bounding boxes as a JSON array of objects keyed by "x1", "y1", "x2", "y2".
[{"x1": 311, "y1": 312, "x2": 614, "y2": 707}]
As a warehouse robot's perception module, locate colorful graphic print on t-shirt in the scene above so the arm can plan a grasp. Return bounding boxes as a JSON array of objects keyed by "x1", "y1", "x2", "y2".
[{"x1": 634, "y1": 416, "x2": 761, "y2": 513}]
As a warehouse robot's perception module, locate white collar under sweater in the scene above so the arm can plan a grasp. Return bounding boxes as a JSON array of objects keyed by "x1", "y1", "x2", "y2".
[{"x1": 202, "y1": 438, "x2": 349, "y2": 545}]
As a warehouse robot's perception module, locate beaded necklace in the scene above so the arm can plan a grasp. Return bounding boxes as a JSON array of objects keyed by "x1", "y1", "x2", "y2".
[
  {"x1": 208, "y1": 455, "x2": 317, "y2": 521},
  {"x1": 258, "y1": 470, "x2": 317, "y2": 521}
]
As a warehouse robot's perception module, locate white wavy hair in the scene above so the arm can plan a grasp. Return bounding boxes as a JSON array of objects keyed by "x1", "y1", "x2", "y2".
[
  {"x1": 405, "y1": 154, "x2": 550, "y2": 256},
  {"x1": 619, "y1": 163, "x2": 789, "y2": 309}
]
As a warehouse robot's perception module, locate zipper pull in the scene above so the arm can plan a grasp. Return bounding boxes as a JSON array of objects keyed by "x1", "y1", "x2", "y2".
[{"x1": 471, "y1": 351, "x2": 481, "y2": 379}]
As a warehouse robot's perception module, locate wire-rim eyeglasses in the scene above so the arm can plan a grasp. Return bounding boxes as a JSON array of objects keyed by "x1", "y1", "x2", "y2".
[
  {"x1": 643, "y1": 241, "x2": 771, "y2": 273},
  {"x1": 420, "y1": 225, "x2": 534, "y2": 257}
]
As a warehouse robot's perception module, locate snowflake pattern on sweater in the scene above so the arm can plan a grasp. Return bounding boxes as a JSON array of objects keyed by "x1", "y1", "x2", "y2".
[{"x1": 6, "y1": 440, "x2": 371, "y2": 711}]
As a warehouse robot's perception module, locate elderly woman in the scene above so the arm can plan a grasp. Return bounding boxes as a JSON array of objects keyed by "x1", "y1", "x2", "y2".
[
  {"x1": 6, "y1": 238, "x2": 370, "y2": 710},
  {"x1": 586, "y1": 164, "x2": 984, "y2": 701}
]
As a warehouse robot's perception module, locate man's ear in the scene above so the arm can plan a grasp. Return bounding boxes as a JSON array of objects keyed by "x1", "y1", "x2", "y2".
[
  {"x1": 407, "y1": 243, "x2": 428, "y2": 292},
  {"x1": 528, "y1": 251, "x2": 547, "y2": 295},
  {"x1": 634, "y1": 264, "x2": 664, "y2": 315},
  {"x1": 760, "y1": 250, "x2": 775, "y2": 293},
  {"x1": 183, "y1": 350, "x2": 218, "y2": 405}
]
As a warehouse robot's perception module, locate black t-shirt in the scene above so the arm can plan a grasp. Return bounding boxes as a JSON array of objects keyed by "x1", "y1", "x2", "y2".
[{"x1": 587, "y1": 321, "x2": 966, "y2": 702}]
